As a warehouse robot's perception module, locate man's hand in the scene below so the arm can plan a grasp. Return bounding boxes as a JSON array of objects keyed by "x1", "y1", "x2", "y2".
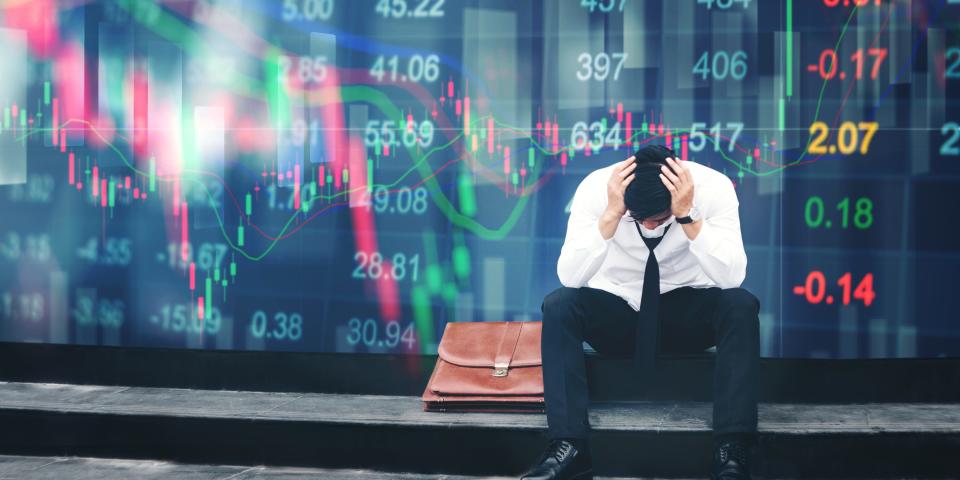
[
  {"x1": 660, "y1": 157, "x2": 702, "y2": 240},
  {"x1": 606, "y1": 157, "x2": 636, "y2": 217},
  {"x1": 659, "y1": 157, "x2": 694, "y2": 218},
  {"x1": 598, "y1": 157, "x2": 636, "y2": 239}
]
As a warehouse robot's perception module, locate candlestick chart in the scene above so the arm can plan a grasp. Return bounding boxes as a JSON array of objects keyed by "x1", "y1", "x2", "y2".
[{"x1": 0, "y1": 0, "x2": 957, "y2": 358}]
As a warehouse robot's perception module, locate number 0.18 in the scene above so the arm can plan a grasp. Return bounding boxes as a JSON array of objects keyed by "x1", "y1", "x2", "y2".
[{"x1": 804, "y1": 196, "x2": 874, "y2": 229}]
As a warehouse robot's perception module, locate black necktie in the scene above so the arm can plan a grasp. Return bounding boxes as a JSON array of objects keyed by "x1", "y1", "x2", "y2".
[{"x1": 634, "y1": 222, "x2": 670, "y2": 375}]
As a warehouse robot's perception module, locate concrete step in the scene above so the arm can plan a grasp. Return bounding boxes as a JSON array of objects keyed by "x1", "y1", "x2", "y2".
[
  {"x1": 0, "y1": 382, "x2": 957, "y2": 478},
  {"x1": 0, "y1": 454, "x2": 690, "y2": 480},
  {"x1": 0, "y1": 454, "x2": 511, "y2": 479}
]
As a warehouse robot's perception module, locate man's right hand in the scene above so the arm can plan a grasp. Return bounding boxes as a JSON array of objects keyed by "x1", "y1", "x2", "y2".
[{"x1": 599, "y1": 157, "x2": 636, "y2": 239}]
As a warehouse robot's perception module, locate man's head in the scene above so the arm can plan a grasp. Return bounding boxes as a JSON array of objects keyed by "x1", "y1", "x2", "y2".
[{"x1": 624, "y1": 145, "x2": 676, "y2": 229}]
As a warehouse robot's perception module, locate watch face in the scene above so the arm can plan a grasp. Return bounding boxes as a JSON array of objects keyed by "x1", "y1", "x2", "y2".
[{"x1": 689, "y1": 206, "x2": 702, "y2": 221}]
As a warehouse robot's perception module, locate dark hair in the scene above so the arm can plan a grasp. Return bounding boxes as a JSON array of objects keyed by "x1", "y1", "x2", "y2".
[{"x1": 624, "y1": 145, "x2": 675, "y2": 221}]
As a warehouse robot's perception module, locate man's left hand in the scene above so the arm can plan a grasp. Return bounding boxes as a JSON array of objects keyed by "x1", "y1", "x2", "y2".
[{"x1": 659, "y1": 157, "x2": 694, "y2": 219}]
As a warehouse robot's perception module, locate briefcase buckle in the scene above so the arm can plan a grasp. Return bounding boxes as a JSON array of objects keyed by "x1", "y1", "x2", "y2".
[{"x1": 493, "y1": 362, "x2": 509, "y2": 377}]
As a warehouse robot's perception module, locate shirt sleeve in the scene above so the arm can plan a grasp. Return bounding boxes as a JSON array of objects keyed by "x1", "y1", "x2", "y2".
[
  {"x1": 557, "y1": 174, "x2": 612, "y2": 288},
  {"x1": 687, "y1": 178, "x2": 748, "y2": 288}
]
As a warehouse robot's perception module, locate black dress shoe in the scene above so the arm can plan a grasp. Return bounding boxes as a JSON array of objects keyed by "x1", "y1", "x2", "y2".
[
  {"x1": 520, "y1": 439, "x2": 593, "y2": 480},
  {"x1": 712, "y1": 440, "x2": 752, "y2": 480}
]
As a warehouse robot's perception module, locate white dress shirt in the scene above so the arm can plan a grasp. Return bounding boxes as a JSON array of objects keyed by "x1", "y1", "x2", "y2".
[{"x1": 557, "y1": 161, "x2": 747, "y2": 311}]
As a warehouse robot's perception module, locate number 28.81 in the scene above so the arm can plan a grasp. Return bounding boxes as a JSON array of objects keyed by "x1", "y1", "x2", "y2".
[{"x1": 353, "y1": 252, "x2": 420, "y2": 282}]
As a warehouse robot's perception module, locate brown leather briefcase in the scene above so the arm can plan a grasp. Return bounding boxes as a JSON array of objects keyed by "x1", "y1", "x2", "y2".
[{"x1": 422, "y1": 321, "x2": 544, "y2": 412}]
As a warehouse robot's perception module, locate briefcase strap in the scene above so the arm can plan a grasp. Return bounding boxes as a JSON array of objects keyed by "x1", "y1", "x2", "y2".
[{"x1": 492, "y1": 322, "x2": 524, "y2": 377}]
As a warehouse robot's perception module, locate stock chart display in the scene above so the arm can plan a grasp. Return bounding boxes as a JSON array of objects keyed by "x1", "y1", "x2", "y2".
[{"x1": 0, "y1": 0, "x2": 957, "y2": 358}]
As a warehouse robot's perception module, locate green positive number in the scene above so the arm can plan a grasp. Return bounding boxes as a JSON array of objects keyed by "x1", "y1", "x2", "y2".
[{"x1": 804, "y1": 196, "x2": 874, "y2": 230}]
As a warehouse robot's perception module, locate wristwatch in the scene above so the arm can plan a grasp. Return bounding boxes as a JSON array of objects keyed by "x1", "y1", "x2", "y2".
[{"x1": 676, "y1": 206, "x2": 701, "y2": 225}]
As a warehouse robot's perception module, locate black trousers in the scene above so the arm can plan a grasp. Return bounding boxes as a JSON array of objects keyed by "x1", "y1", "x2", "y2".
[{"x1": 541, "y1": 286, "x2": 760, "y2": 440}]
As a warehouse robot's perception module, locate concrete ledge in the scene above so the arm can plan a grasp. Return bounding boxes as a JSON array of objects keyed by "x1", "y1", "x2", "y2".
[
  {"x1": 4, "y1": 342, "x2": 960, "y2": 403},
  {"x1": 0, "y1": 382, "x2": 958, "y2": 435}
]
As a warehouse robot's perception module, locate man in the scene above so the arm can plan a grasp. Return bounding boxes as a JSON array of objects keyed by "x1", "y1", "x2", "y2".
[{"x1": 522, "y1": 145, "x2": 760, "y2": 480}]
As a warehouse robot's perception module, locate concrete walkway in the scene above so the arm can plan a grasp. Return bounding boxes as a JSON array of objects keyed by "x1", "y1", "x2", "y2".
[
  {"x1": 0, "y1": 454, "x2": 510, "y2": 480},
  {"x1": 0, "y1": 454, "x2": 689, "y2": 480},
  {"x1": 1, "y1": 381, "x2": 957, "y2": 434}
]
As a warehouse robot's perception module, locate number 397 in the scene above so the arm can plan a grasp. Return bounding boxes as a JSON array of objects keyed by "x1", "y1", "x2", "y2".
[{"x1": 577, "y1": 52, "x2": 627, "y2": 82}]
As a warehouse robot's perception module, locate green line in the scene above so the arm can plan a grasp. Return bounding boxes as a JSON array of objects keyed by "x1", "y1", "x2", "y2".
[
  {"x1": 71, "y1": 0, "x2": 859, "y2": 274},
  {"x1": 23, "y1": 108, "x2": 533, "y2": 261},
  {"x1": 791, "y1": 6, "x2": 859, "y2": 165},
  {"x1": 104, "y1": 0, "x2": 853, "y2": 178},
  {"x1": 21, "y1": 46, "x2": 853, "y2": 262},
  {"x1": 43, "y1": 82, "x2": 50, "y2": 106},
  {"x1": 786, "y1": 0, "x2": 793, "y2": 97},
  {"x1": 18, "y1": 2, "x2": 862, "y2": 261},
  {"x1": 689, "y1": 4, "x2": 862, "y2": 177},
  {"x1": 338, "y1": 86, "x2": 540, "y2": 241}
]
